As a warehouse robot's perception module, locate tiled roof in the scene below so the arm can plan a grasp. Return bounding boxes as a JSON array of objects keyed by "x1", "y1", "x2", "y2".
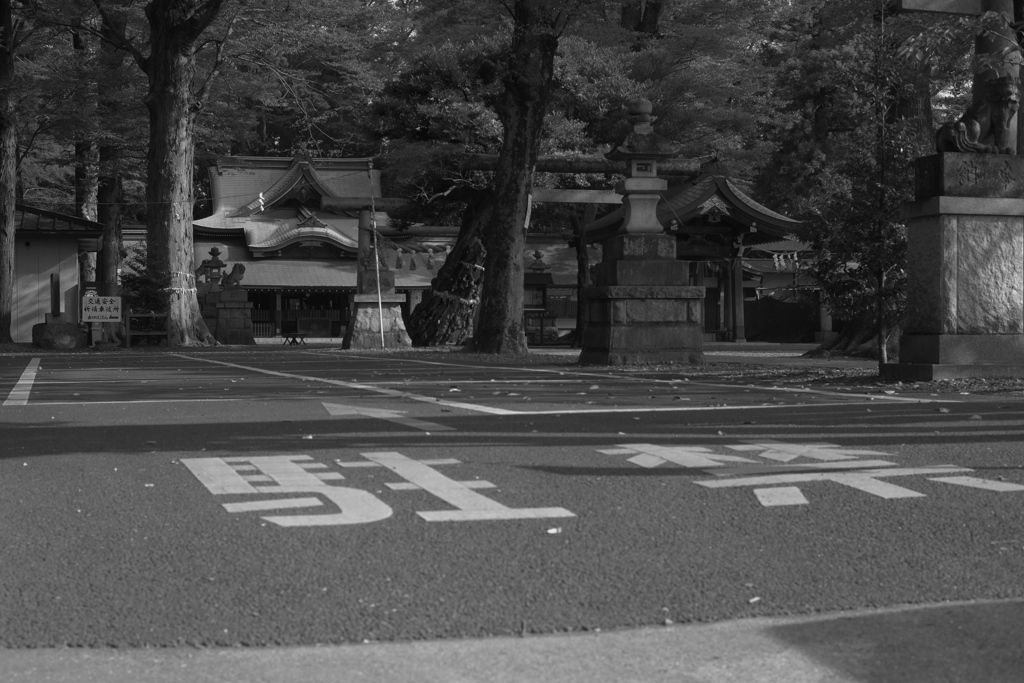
[
  {"x1": 14, "y1": 204, "x2": 103, "y2": 234},
  {"x1": 586, "y1": 174, "x2": 799, "y2": 244},
  {"x1": 207, "y1": 155, "x2": 380, "y2": 218}
]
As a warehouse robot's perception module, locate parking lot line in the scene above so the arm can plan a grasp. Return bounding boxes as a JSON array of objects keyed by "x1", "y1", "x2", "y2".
[{"x1": 2, "y1": 358, "x2": 40, "y2": 406}]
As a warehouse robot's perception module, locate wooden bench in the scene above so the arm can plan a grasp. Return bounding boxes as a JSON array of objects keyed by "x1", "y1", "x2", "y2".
[{"x1": 283, "y1": 333, "x2": 307, "y2": 345}]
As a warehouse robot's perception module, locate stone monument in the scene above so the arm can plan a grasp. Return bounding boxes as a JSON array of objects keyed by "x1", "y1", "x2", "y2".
[
  {"x1": 195, "y1": 247, "x2": 256, "y2": 345},
  {"x1": 343, "y1": 209, "x2": 412, "y2": 349},
  {"x1": 578, "y1": 99, "x2": 704, "y2": 365},
  {"x1": 885, "y1": 0, "x2": 1024, "y2": 379}
]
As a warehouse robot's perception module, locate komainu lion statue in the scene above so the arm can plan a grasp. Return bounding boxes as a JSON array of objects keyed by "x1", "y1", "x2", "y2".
[
  {"x1": 221, "y1": 263, "x2": 246, "y2": 287},
  {"x1": 936, "y1": 75, "x2": 1020, "y2": 155}
]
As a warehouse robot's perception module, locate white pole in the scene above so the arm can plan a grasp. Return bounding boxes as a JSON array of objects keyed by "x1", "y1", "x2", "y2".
[{"x1": 369, "y1": 161, "x2": 385, "y2": 349}]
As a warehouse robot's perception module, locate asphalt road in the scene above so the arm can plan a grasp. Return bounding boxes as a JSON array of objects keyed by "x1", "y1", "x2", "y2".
[{"x1": 1, "y1": 345, "x2": 1022, "y2": 680}]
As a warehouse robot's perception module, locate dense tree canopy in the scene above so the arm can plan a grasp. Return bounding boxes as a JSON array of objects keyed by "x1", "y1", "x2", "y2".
[{"x1": 0, "y1": 0, "x2": 989, "y2": 354}]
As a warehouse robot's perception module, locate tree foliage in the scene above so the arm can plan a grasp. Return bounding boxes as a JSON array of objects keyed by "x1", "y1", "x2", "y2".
[{"x1": 756, "y1": 0, "x2": 972, "y2": 360}]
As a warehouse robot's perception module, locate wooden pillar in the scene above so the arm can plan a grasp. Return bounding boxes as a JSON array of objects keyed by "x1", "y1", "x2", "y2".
[
  {"x1": 732, "y1": 256, "x2": 746, "y2": 342},
  {"x1": 274, "y1": 291, "x2": 282, "y2": 334},
  {"x1": 720, "y1": 260, "x2": 732, "y2": 341}
]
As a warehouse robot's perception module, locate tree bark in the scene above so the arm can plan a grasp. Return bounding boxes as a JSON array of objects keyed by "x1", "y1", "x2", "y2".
[
  {"x1": 569, "y1": 205, "x2": 596, "y2": 348},
  {"x1": 408, "y1": 194, "x2": 491, "y2": 346},
  {"x1": 468, "y1": 0, "x2": 561, "y2": 354},
  {"x1": 141, "y1": 0, "x2": 224, "y2": 345},
  {"x1": 0, "y1": 0, "x2": 18, "y2": 343}
]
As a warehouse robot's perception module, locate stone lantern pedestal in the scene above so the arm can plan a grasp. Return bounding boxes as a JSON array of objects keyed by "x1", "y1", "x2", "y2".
[{"x1": 579, "y1": 100, "x2": 704, "y2": 365}]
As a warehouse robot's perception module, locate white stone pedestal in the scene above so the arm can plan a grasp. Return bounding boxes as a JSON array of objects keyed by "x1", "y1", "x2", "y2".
[
  {"x1": 883, "y1": 195, "x2": 1024, "y2": 380},
  {"x1": 343, "y1": 294, "x2": 412, "y2": 349}
]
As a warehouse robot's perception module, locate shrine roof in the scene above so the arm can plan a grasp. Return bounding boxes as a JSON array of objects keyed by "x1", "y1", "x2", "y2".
[
  {"x1": 586, "y1": 174, "x2": 800, "y2": 244},
  {"x1": 205, "y1": 154, "x2": 381, "y2": 219}
]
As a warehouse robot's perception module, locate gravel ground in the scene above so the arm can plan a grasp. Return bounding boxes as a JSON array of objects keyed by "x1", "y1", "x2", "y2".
[{"x1": 4, "y1": 342, "x2": 1024, "y2": 397}]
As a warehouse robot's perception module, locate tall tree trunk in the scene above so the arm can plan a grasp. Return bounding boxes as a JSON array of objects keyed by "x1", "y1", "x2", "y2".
[
  {"x1": 408, "y1": 193, "x2": 491, "y2": 346},
  {"x1": 0, "y1": 0, "x2": 18, "y2": 344},
  {"x1": 569, "y1": 204, "x2": 595, "y2": 348},
  {"x1": 621, "y1": 0, "x2": 663, "y2": 35},
  {"x1": 468, "y1": 0, "x2": 561, "y2": 354},
  {"x1": 142, "y1": 0, "x2": 224, "y2": 345}
]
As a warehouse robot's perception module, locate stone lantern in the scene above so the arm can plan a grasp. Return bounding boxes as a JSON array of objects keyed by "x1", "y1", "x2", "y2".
[{"x1": 578, "y1": 99, "x2": 705, "y2": 365}]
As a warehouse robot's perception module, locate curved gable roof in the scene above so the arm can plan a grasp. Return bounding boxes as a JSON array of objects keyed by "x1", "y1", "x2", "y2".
[
  {"x1": 230, "y1": 156, "x2": 336, "y2": 218},
  {"x1": 586, "y1": 174, "x2": 799, "y2": 244}
]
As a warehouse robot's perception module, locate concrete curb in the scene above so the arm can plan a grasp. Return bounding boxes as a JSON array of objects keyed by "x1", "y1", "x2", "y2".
[{"x1": 3, "y1": 599, "x2": 1021, "y2": 683}]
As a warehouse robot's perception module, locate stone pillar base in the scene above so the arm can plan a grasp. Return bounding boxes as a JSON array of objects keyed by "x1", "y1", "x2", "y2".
[
  {"x1": 343, "y1": 297, "x2": 411, "y2": 349},
  {"x1": 881, "y1": 362, "x2": 1024, "y2": 381},
  {"x1": 213, "y1": 288, "x2": 255, "y2": 345},
  {"x1": 579, "y1": 285, "x2": 704, "y2": 366},
  {"x1": 888, "y1": 179, "x2": 1024, "y2": 379}
]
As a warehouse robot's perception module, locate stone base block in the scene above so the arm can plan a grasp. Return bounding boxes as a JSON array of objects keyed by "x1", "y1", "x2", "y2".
[
  {"x1": 579, "y1": 284, "x2": 704, "y2": 366},
  {"x1": 579, "y1": 349, "x2": 704, "y2": 366},
  {"x1": 32, "y1": 320, "x2": 87, "y2": 350},
  {"x1": 881, "y1": 362, "x2": 1024, "y2": 381},
  {"x1": 916, "y1": 153, "x2": 1024, "y2": 201},
  {"x1": 343, "y1": 303, "x2": 411, "y2": 349},
  {"x1": 898, "y1": 333, "x2": 1024, "y2": 365},
  {"x1": 603, "y1": 234, "x2": 678, "y2": 261},
  {"x1": 594, "y1": 259, "x2": 689, "y2": 286}
]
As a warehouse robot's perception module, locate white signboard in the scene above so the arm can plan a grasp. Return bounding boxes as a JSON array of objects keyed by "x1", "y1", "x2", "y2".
[{"x1": 82, "y1": 295, "x2": 122, "y2": 322}]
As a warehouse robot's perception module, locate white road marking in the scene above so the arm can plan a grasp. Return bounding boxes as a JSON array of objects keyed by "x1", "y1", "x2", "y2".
[
  {"x1": 182, "y1": 455, "x2": 393, "y2": 526},
  {"x1": 599, "y1": 444, "x2": 756, "y2": 469},
  {"x1": 178, "y1": 355, "x2": 518, "y2": 415},
  {"x1": 754, "y1": 487, "x2": 809, "y2": 506},
  {"x1": 708, "y1": 460, "x2": 899, "y2": 477},
  {"x1": 696, "y1": 466, "x2": 970, "y2": 502},
  {"x1": 3, "y1": 358, "x2": 40, "y2": 406},
  {"x1": 929, "y1": 476, "x2": 1024, "y2": 492},
  {"x1": 223, "y1": 498, "x2": 323, "y2": 512},
  {"x1": 358, "y1": 451, "x2": 575, "y2": 522},
  {"x1": 727, "y1": 441, "x2": 890, "y2": 462},
  {"x1": 322, "y1": 402, "x2": 454, "y2": 431},
  {"x1": 180, "y1": 355, "x2": 950, "y2": 417}
]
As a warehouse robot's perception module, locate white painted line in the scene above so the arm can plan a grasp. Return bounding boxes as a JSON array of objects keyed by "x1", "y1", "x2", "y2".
[
  {"x1": 419, "y1": 507, "x2": 576, "y2": 521},
  {"x1": 179, "y1": 355, "x2": 951, "y2": 417},
  {"x1": 322, "y1": 402, "x2": 455, "y2": 431},
  {"x1": 387, "y1": 480, "x2": 495, "y2": 490},
  {"x1": 3, "y1": 358, "x2": 40, "y2": 406},
  {"x1": 832, "y1": 473, "x2": 928, "y2": 499},
  {"x1": 708, "y1": 460, "x2": 897, "y2": 477},
  {"x1": 929, "y1": 476, "x2": 1024, "y2": 492},
  {"x1": 336, "y1": 458, "x2": 462, "y2": 468},
  {"x1": 754, "y1": 487, "x2": 809, "y2": 506},
  {"x1": 178, "y1": 355, "x2": 518, "y2": 415},
  {"x1": 337, "y1": 352, "x2": 954, "y2": 404},
  {"x1": 223, "y1": 497, "x2": 323, "y2": 512}
]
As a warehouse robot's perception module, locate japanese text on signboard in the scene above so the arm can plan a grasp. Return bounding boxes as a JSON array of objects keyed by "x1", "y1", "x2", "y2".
[{"x1": 82, "y1": 296, "x2": 122, "y2": 322}]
